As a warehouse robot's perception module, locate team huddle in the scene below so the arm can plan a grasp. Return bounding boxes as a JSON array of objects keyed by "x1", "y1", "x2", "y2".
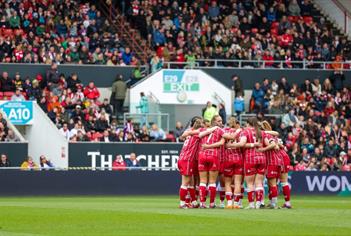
[{"x1": 177, "y1": 115, "x2": 292, "y2": 209}]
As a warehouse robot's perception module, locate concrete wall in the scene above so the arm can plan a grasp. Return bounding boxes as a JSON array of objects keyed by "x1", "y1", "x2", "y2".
[
  {"x1": 0, "y1": 63, "x2": 139, "y2": 87},
  {"x1": 23, "y1": 102, "x2": 68, "y2": 168}
]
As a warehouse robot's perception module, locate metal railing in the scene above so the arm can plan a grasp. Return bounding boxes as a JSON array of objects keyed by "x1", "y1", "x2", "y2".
[
  {"x1": 163, "y1": 59, "x2": 351, "y2": 70},
  {"x1": 123, "y1": 113, "x2": 170, "y2": 131},
  {"x1": 238, "y1": 113, "x2": 284, "y2": 126}
]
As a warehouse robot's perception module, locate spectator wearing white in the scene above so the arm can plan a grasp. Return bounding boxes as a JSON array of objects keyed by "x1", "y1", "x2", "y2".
[
  {"x1": 100, "y1": 130, "x2": 112, "y2": 143},
  {"x1": 69, "y1": 123, "x2": 85, "y2": 138},
  {"x1": 59, "y1": 123, "x2": 71, "y2": 140},
  {"x1": 271, "y1": 80, "x2": 279, "y2": 96},
  {"x1": 11, "y1": 88, "x2": 25, "y2": 101},
  {"x1": 39, "y1": 155, "x2": 54, "y2": 170},
  {"x1": 149, "y1": 124, "x2": 166, "y2": 141},
  {"x1": 5, "y1": 129, "x2": 19, "y2": 142},
  {"x1": 282, "y1": 109, "x2": 298, "y2": 127}
]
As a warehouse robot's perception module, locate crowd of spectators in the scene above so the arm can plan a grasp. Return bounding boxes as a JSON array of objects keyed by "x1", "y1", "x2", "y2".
[
  {"x1": 246, "y1": 70, "x2": 351, "y2": 171},
  {"x1": 1, "y1": 0, "x2": 350, "y2": 70},
  {"x1": 125, "y1": 0, "x2": 351, "y2": 69},
  {"x1": 0, "y1": 0, "x2": 140, "y2": 66},
  {"x1": 0, "y1": 63, "x2": 177, "y2": 143},
  {"x1": 1, "y1": 61, "x2": 350, "y2": 171}
]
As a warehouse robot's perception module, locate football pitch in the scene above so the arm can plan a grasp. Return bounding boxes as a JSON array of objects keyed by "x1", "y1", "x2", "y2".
[{"x1": 0, "y1": 196, "x2": 350, "y2": 236}]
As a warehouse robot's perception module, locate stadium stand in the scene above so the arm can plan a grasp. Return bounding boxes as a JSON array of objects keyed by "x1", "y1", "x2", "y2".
[
  {"x1": 1, "y1": 66, "x2": 350, "y2": 171},
  {"x1": 0, "y1": 0, "x2": 139, "y2": 65},
  {"x1": 118, "y1": 0, "x2": 351, "y2": 68},
  {"x1": 0, "y1": 0, "x2": 350, "y2": 171}
]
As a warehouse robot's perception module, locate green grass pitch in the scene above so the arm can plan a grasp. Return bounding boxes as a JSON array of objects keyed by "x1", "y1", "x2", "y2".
[{"x1": 0, "y1": 196, "x2": 350, "y2": 236}]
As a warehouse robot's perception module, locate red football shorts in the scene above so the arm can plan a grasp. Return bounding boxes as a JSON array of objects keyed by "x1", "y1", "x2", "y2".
[
  {"x1": 266, "y1": 165, "x2": 281, "y2": 179},
  {"x1": 223, "y1": 161, "x2": 244, "y2": 177},
  {"x1": 244, "y1": 163, "x2": 266, "y2": 176},
  {"x1": 198, "y1": 153, "x2": 220, "y2": 172},
  {"x1": 178, "y1": 159, "x2": 194, "y2": 176},
  {"x1": 280, "y1": 165, "x2": 291, "y2": 174}
]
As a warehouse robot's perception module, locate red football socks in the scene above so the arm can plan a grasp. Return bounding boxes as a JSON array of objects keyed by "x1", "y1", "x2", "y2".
[
  {"x1": 282, "y1": 184, "x2": 290, "y2": 201},
  {"x1": 208, "y1": 184, "x2": 217, "y2": 204},
  {"x1": 179, "y1": 185, "x2": 187, "y2": 201},
  {"x1": 188, "y1": 187, "x2": 196, "y2": 202}
]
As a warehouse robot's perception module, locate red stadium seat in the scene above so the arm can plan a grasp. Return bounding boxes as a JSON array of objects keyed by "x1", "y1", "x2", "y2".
[
  {"x1": 288, "y1": 16, "x2": 300, "y2": 23},
  {"x1": 303, "y1": 16, "x2": 313, "y2": 25},
  {"x1": 0, "y1": 92, "x2": 3, "y2": 99},
  {"x1": 271, "y1": 21, "x2": 279, "y2": 29},
  {"x1": 3, "y1": 29, "x2": 13, "y2": 38},
  {"x1": 4, "y1": 91, "x2": 14, "y2": 98}
]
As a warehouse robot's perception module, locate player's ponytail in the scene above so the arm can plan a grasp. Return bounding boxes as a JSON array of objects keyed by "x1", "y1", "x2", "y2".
[
  {"x1": 260, "y1": 120, "x2": 272, "y2": 131},
  {"x1": 247, "y1": 117, "x2": 262, "y2": 141},
  {"x1": 192, "y1": 118, "x2": 203, "y2": 129}
]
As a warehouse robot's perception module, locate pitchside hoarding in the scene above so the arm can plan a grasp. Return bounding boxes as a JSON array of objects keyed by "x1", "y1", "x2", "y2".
[
  {"x1": 0, "y1": 142, "x2": 28, "y2": 166},
  {"x1": 69, "y1": 143, "x2": 182, "y2": 170},
  {"x1": 0, "y1": 170, "x2": 349, "y2": 196},
  {"x1": 289, "y1": 172, "x2": 351, "y2": 196},
  {"x1": 68, "y1": 143, "x2": 351, "y2": 195}
]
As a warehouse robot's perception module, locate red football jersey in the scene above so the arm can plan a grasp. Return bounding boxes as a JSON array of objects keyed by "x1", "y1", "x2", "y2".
[
  {"x1": 179, "y1": 131, "x2": 201, "y2": 162},
  {"x1": 262, "y1": 132, "x2": 283, "y2": 166},
  {"x1": 224, "y1": 127, "x2": 243, "y2": 163},
  {"x1": 199, "y1": 127, "x2": 224, "y2": 157},
  {"x1": 278, "y1": 147, "x2": 290, "y2": 166},
  {"x1": 241, "y1": 127, "x2": 265, "y2": 164}
]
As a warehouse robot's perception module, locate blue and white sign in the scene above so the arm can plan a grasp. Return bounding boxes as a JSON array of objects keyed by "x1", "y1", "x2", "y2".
[{"x1": 0, "y1": 101, "x2": 33, "y2": 125}]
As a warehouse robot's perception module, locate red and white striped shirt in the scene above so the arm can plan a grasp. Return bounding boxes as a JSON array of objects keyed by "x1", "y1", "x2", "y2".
[
  {"x1": 262, "y1": 132, "x2": 283, "y2": 166},
  {"x1": 178, "y1": 131, "x2": 201, "y2": 162},
  {"x1": 278, "y1": 147, "x2": 290, "y2": 166},
  {"x1": 241, "y1": 127, "x2": 265, "y2": 164},
  {"x1": 199, "y1": 127, "x2": 224, "y2": 157},
  {"x1": 224, "y1": 127, "x2": 243, "y2": 163}
]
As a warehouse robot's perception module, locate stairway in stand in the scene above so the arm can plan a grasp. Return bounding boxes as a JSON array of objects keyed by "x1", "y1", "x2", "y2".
[{"x1": 98, "y1": 0, "x2": 151, "y2": 65}]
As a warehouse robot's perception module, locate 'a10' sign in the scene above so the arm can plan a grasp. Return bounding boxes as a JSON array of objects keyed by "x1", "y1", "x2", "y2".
[{"x1": 0, "y1": 101, "x2": 33, "y2": 125}]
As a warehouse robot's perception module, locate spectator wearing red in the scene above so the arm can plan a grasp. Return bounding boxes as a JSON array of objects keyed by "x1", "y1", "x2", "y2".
[
  {"x1": 262, "y1": 50, "x2": 274, "y2": 67},
  {"x1": 83, "y1": 82, "x2": 100, "y2": 100},
  {"x1": 323, "y1": 101, "x2": 335, "y2": 117},
  {"x1": 280, "y1": 29, "x2": 293, "y2": 48},
  {"x1": 112, "y1": 155, "x2": 127, "y2": 171},
  {"x1": 295, "y1": 161, "x2": 306, "y2": 171}
]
